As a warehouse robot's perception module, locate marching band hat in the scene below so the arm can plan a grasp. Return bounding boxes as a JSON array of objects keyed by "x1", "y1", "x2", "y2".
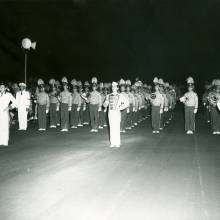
[{"x1": 19, "y1": 82, "x2": 26, "y2": 87}]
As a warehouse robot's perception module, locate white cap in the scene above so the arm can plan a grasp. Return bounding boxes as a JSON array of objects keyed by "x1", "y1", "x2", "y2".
[
  {"x1": 19, "y1": 82, "x2": 26, "y2": 87},
  {"x1": 112, "y1": 81, "x2": 118, "y2": 87}
]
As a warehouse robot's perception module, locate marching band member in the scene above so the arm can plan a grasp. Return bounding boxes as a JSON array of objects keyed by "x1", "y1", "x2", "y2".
[
  {"x1": 0, "y1": 82, "x2": 17, "y2": 146},
  {"x1": 16, "y1": 82, "x2": 30, "y2": 130},
  {"x1": 77, "y1": 81, "x2": 84, "y2": 127},
  {"x1": 98, "y1": 83, "x2": 106, "y2": 129},
  {"x1": 180, "y1": 77, "x2": 198, "y2": 134},
  {"x1": 149, "y1": 77, "x2": 164, "y2": 134},
  {"x1": 126, "y1": 80, "x2": 135, "y2": 130},
  {"x1": 70, "y1": 79, "x2": 81, "y2": 129},
  {"x1": 208, "y1": 79, "x2": 220, "y2": 134},
  {"x1": 103, "y1": 82, "x2": 129, "y2": 148},
  {"x1": 202, "y1": 83, "x2": 211, "y2": 124},
  {"x1": 119, "y1": 79, "x2": 129, "y2": 133},
  {"x1": 82, "y1": 81, "x2": 90, "y2": 125},
  {"x1": 48, "y1": 79, "x2": 60, "y2": 128},
  {"x1": 87, "y1": 77, "x2": 102, "y2": 132},
  {"x1": 59, "y1": 77, "x2": 72, "y2": 132},
  {"x1": 36, "y1": 79, "x2": 50, "y2": 131}
]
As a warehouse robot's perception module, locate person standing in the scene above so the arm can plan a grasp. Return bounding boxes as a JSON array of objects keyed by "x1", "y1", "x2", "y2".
[
  {"x1": 149, "y1": 78, "x2": 164, "y2": 134},
  {"x1": 103, "y1": 82, "x2": 129, "y2": 148},
  {"x1": 49, "y1": 79, "x2": 60, "y2": 128},
  {"x1": 208, "y1": 79, "x2": 220, "y2": 134},
  {"x1": 70, "y1": 84, "x2": 81, "y2": 129},
  {"x1": 36, "y1": 81, "x2": 50, "y2": 131},
  {"x1": 180, "y1": 77, "x2": 198, "y2": 134},
  {"x1": 0, "y1": 83, "x2": 17, "y2": 146},
  {"x1": 119, "y1": 79, "x2": 129, "y2": 133},
  {"x1": 16, "y1": 82, "x2": 30, "y2": 130},
  {"x1": 87, "y1": 83, "x2": 102, "y2": 132},
  {"x1": 59, "y1": 77, "x2": 72, "y2": 132},
  {"x1": 126, "y1": 81, "x2": 135, "y2": 130}
]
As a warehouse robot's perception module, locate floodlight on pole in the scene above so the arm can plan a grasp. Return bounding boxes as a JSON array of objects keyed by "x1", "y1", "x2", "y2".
[{"x1": 21, "y1": 38, "x2": 37, "y2": 84}]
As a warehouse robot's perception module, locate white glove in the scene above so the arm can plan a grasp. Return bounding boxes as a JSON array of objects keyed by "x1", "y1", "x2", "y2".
[
  {"x1": 46, "y1": 109, "x2": 49, "y2": 114},
  {"x1": 127, "y1": 108, "x2": 130, "y2": 113},
  {"x1": 56, "y1": 106, "x2": 59, "y2": 111},
  {"x1": 194, "y1": 109, "x2": 197, "y2": 114},
  {"x1": 68, "y1": 107, "x2": 72, "y2": 111},
  {"x1": 180, "y1": 97, "x2": 185, "y2": 102},
  {"x1": 98, "y1": 107, "x2": 102, "y2": 112},
  {"x1": 133, "y1": 107, "x2": 135, "y2": 112},
  {"x1": 104, "y1": 108, "x2": 107, "y2": 113},
  {"x1": 164, "y1": 107, "x2": 168, "y2": 112},
  {"x1": 77, "y1": 107, "x2": 80, "y2": 112},
  {"x1": 83, "y1": 106, "x2": 86, "y2": 111},
  {"x1": 160, "y1": 109, "x2": 163, "y2": 114}
]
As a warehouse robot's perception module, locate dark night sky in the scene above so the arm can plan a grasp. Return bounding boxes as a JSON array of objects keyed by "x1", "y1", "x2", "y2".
[{"x1": 0, "y1": 0, "x2": 220, "y2": 85}]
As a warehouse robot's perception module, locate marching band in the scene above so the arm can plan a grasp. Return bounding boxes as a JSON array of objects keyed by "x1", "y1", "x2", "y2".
[{"x1": 1, "y1": 75, "x2": 220, "y2": 147}]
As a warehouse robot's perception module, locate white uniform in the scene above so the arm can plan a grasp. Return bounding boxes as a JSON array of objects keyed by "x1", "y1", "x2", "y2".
[
  {"x1": 0, "y1": 92, "x2": 17, "y2": 146},
  {"x1": 104, "y1": 93, "x2": 129, "y2": 147},
  {"x1": 16, "y1": 90, "x2": 30, "y2": 130}
]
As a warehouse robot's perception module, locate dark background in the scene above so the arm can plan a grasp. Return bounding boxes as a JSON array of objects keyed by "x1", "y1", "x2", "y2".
[{"x1": 0, "y1": 0, "x2": 220, "y2": 88}]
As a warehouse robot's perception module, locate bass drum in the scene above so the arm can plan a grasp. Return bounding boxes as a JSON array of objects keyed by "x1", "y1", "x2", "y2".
[{"x1": 217, "y1": 101, "x2": 220, "y2": 111}]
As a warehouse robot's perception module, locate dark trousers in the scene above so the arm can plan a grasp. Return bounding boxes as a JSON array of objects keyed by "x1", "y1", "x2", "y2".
[
  {"x1": 185, "y1": 106, "x2": 195, "y2": 131},
  {"x1": 204, "y1": 105, "x2": 210, "y2": 123},
  {"x1": 83, "y1": 104, "x2": 90, "y2": 124},
  {"x1": 126, "y1": 105, "x2": 133, "y2": 128},
  {"x1": 210, "y1": 106, "x2": 220, "y2": 132},
  {"x1": 89, "y1": 104, "x2": 99, "y2": 129},
  {"x1": 71, "y1": 104, "x2": 79, "y2": 127},
  {"x1": 151, "y1": 106, "x2": 160, "y2": 131},
  {"x1": 38, "y1": 104, "x2": 47, "y2": 129},
  {"x1": 49, "y1": 103, "x2": 58, "y2": 126},
  {"x1": 60, "y1": 103, "x2": 69, "y2": 129},
  {"x1": 120, "y1": 109, "x2": 127, "y2": 131},
  {"x1": 99, "y1": 110, "x2": 105, "y2": 127}
]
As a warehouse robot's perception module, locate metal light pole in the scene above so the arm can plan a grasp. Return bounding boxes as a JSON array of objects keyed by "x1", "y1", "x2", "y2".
[
  {"x1": 24, "y1": 52, "x2": 27, "y2": 85},
  {"x1": 21, "y1": 38, "x2": 37, "y2": 84}
]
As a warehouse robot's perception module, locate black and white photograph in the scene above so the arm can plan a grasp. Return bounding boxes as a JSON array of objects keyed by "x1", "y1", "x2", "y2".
[{"x1": 0, "y1": 0, "x2": 220, "y2": 219}]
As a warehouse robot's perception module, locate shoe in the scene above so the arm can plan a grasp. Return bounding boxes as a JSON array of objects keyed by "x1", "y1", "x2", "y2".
[
  {"x1": 104, "y1": 124, "x2": 107, "y2": 127},
  {"x1": 152, "y1": 131, "x2": 156, "y2": 134},
  {"x1": 98, "y1": 126, "x2": 103, "y2": 129},
  {"x1": 90, "y1": 129, "x2": 94, "y2": 132},
  {"x1": 156, "y1": 131, "x2": 160, "y2": 134},
  {"x1": 186, "y1": 131, "x2": 190, "y2": 134},
  {"x1": 71, "y1": 126, "x2": 77, "y2": 129},
  {"x1": 94, "y1": 129, "x2": 98, "y2": 132},
  {"x1": 57, "y1": 123, "x2": 60, "y2": 126},
  {"x1": 38, "y1": 128, "x2": 42, "y2": 131},
  {"x1": 41, "y1": 128, "x2": 46, "y2": 131},
  {"x1": 217, "y1": 132, "x2": 220, "y2": 135},
  {"x1": 50, "y1": 125, "x2": 56, "y2": 128},
  {"x1": 78, "y1": 124, "x2": 83, "y2": 127},
  {"x1": 115, "y1": 145, "x2": 120, "y2": 148}
]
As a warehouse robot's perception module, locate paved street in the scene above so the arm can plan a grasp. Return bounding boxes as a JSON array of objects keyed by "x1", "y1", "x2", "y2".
[{"x1": 0, "y1": 109, "x2": 219, "y2": 220}]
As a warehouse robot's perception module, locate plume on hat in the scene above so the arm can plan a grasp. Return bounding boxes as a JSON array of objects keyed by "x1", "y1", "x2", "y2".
[
  {"x1": 153, "y1": 77, "x2": 159, "y2": 84},
  {"x1": 61, "y1": 77, "x2": 68, "y2": 84},
  {"x1": 119, "y1": 79, "x2": 125, "y2": 85},
  {"x1": 186, "y1": 77, "x2": 194, "y2": 84},
  {"x1": 49, "y1": 78, "x2": 56, "y2": 85},
  {"x1": 70, "y1": 79, "x2": 77, "y2": 86},
  {"x1": 125, "y1": 80, "x2": 131, "y2": 86},
  {"x1": 158, "y1": 78, "x2": 164, "y2": 85},
  {"x1": 91, "y1": 77, "x2": 98, "y2": 84},
  {"x1": 37, "y1": 78, "x2": 44, "y2": 85}
]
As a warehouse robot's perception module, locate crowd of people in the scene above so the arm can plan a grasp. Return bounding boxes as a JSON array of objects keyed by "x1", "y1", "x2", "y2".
[{"x1": 0, "y1": 75, "x2": 220, "y2": 147}]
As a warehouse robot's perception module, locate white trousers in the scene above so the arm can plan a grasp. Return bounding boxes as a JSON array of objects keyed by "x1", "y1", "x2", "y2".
[
  {"x1": 18, "y1": 107, "x2": 28, "y2": 130},
  {"x1": 0, "y1": 110, "x2": 10, "y2": 146},
  {"x1": 108, "y1": 110, "x2": 121, "y2": 146}
]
